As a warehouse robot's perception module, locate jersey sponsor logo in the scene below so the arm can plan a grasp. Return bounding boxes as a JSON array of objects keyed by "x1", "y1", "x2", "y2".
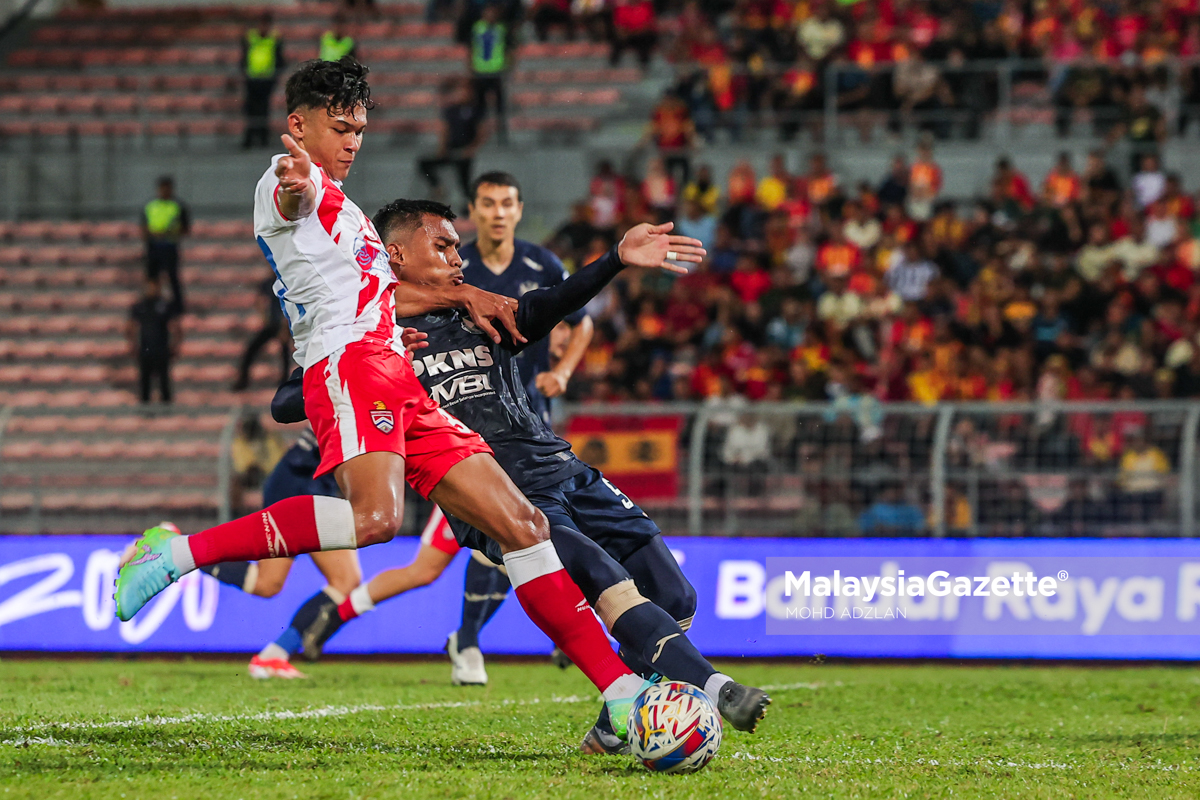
[
  {"x1": 518, "y1": 280, "x2": 539, "y2": 296},
  {"x1": 429, "y1": 372, "x2": 494, "y2": 405},
  {"x1": 370, "y1": 400, "x2": 395, "y2": 434},
  {"x1": 412, "y1": 345, "x2": 494, "y2": 378}
]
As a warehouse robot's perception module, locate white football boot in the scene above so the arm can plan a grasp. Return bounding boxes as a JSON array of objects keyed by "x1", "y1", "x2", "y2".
[{"x1": 446, "y1": 631, "x2": 488, "y2": 686}]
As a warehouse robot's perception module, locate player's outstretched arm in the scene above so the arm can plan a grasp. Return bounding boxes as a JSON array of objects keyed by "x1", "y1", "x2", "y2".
[
  {"x1": 275, "y1": 134, "x2": 317, "y2": 221},
  {"x1": 509, "y1": 222, "x2": 705, "y2": 350}
]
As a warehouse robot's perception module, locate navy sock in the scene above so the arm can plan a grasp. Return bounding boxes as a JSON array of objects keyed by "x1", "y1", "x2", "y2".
[
  {"x1": 610, "y1": 603, "x2": 714, "y2": 689},
  {"x1": 457, "y1": 557, "x2": 511, "y2": 650},
  {"x1": 280, "y1": 588, "x2": 344, "y2": 659},
  {"x1": 547, "y1": 525, "x2": 716, "y2": 691},
  {"x1": 201, "y1": 561, "x2": 252, "y2": 590}
]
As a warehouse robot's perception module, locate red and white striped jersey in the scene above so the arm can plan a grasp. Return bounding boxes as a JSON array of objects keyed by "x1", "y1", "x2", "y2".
[{"x1": 253, "y1": 155, "x2": 398, "y2": 369}]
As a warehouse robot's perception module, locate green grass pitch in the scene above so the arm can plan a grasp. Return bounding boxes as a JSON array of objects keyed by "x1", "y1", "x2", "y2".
[{"x1": 1, "y1": 659, "x2": 1198, "y2": 798}]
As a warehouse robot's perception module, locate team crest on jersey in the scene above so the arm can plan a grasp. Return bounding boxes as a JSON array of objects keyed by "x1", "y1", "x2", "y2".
[
  {"x1": 370, "y1": 400, "x2": 395, "y2": 434},
  {"x1": 353, "y1": 231, "x2": 384, "y2": 269},
  {"x1": 518, "y1": 280, "x2": 539, "y2": 296}
]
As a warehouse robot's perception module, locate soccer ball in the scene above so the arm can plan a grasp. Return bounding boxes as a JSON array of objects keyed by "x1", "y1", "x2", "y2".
[{"x1": 627, "y1": 681, "x2": 722, "y2": 774}]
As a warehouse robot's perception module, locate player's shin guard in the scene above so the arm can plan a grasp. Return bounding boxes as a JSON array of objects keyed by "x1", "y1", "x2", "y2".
[
  {"x1": 172, "y1": 496, "x2": 357, "y2": 573},
  {"x1": 456, "y1": 555, "x2": 511, "y2": 649},
  {"x1": 200, "y1": 561, "x2": 259, "y2": 593},
  {"x1": 502, "y1": 540, "x2": 637, "y2": 699},
  {"x1": 548, "y1": 525, "x2": 717, "y2": 691}
]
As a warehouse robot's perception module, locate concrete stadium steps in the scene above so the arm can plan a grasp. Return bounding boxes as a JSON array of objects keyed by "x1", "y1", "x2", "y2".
[{"x1": 0, "y1": 216, "x2": 291, "y2": 403}]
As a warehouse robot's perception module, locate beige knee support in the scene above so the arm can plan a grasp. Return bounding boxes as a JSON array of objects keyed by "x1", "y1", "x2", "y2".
[{"x1": 594, "y1": 579, "x2": 650, "y2": 629}]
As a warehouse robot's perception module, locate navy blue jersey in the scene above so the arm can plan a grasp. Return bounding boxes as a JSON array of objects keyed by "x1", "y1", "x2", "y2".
[
  {"x1": 459, "y1": 239, "x2": 584, "y2": 422},
  {"x1": 397, "y1": 308, "x2": 590, "y2": 492},
  {"x1": 262, "y1": 428, "x2": 341, "y2": 505}
]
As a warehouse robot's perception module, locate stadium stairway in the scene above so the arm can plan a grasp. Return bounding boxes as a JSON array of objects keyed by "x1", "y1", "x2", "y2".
[
  {"x1": 0, "y1": 217, "x2": 288, "y2": 533},
  {"x1": 0, "y1": 2, "x2": 640, "y2": 143}
]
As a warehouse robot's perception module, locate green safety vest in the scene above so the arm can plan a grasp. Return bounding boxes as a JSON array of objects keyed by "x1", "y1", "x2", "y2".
[
  {"x1": 470, "y1": 20, "x2": 507, "y2": 74},
  {"x1": 319, "y1": 31, "x2": 355, "y2": 62},
  {"x1": 245, "y1": 30, "x2": 278, "y2": 78},
  {"x1": 144, "y1": 199, "x2": 182, "y2": 238}
]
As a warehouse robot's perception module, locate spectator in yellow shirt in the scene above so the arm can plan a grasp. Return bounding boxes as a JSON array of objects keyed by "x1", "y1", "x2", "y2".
[
  {"x1": 756, "y1": 154, "x2": 792, "y2": 211},
  {"x1": 1118, "y1": 429, "x2": 1170, "y2": 523}
]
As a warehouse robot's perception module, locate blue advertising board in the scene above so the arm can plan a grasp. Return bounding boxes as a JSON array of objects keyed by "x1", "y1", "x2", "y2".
[{"x1": 2, "y1": 535, "x2": 1200, "y2": 659}]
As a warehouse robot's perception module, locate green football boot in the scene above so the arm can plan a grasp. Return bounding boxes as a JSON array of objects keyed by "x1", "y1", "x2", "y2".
[{"x1": 114, "y1": 523, "x2": 184, "y2": 621}]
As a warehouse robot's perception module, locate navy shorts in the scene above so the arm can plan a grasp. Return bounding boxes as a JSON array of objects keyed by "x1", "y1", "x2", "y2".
[
  {"x1": 262, "y1": 443, "x2": 341, "y2": 505},
  {"x1": 449, "y1": 466, "x2": 661, "y2": 565}
]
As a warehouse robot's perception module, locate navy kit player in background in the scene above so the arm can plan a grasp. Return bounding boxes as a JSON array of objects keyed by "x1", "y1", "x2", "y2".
[
  {"x1": 443, "y1": 171, "x2": 595, "y2": 683},
  {"x1": 275, "y1": 200, "x2": 769, "y2": 753}
]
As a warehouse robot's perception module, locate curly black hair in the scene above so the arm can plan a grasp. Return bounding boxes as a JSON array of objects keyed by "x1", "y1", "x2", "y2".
[
  {"x1": 285, "y1": 57, "x2": 376, "y2": 116},
  {"x1": 373, "y1": 199, "x2": 457, "y2": 243}
]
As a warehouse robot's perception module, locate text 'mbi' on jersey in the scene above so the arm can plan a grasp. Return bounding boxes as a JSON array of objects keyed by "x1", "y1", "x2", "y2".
[
  {"x1": 395, "y1": 309, "x2": 589, "y2": 492},
  {"x1": 253, "y1": 155, "x2": 398, "y2": 370},
  {"x1": 459, "y1": 239, "x2": 585, "y2": 422}
]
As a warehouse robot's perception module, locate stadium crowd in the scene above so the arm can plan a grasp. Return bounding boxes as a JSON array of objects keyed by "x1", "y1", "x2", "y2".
[
  {"x1": 450, "y1": 0, "x2": 1200, "y2": 142},
  {"x1": 532, "y1": 141, "x2": 1199, "y2": 533},
  {"x1": 549, "y1": 143, "x2": 1200, "y2": 409}
]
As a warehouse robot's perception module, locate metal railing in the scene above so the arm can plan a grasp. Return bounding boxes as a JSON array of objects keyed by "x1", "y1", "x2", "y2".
[
  {"x1": 2, "y1": 399, "x2": 1198, "y2": 537},
  {"x1": 661, "y1": 56, "x2": 1200, "y2": 146},
  {"x1": 557, "y1": 399, "x2": 1200, "y2": 538}
]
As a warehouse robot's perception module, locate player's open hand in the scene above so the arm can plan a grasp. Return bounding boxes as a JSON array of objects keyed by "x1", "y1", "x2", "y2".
[
  {"x1": 617, "y1": 222, "x2": 705, "y2": 275},
  {"x1": 456, "y1": 285, "x2": 526, "y2": 345},
  {"x1": 400, "y1": 327, "x2": 429, "y2": 359},
  {"x1": 276, "y1": 134, "x2": 313, "y2": 195}
]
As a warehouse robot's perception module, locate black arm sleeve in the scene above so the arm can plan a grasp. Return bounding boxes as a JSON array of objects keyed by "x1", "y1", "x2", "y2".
[
  {"x1": 271, "y1": 367, "x2": 306, "y2": 423},
  {"x1": 509, "y1": 246, "x2": 624, "y2": 352}
]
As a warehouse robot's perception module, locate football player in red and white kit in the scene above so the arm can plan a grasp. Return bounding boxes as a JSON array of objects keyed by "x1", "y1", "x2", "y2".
[{"x1": 114, "y1": 57, "x2": 705, "y2": 739}]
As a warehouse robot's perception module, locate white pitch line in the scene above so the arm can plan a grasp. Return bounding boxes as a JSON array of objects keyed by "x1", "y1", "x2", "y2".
[
  {"x1": 0, "y1": 680, "x2": 825, "y2": 746},
  {"x1": 1, "y1": 694, "x2": 597, "y2": 742}
]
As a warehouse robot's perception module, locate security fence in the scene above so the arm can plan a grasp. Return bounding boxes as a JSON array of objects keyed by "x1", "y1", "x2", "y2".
[
  {"x1": 1, "y1": 400, "x2": 1198, "y2": 538},
  {"x1": 557, "y1": 400, "x2": 1200, "y2": 539}
]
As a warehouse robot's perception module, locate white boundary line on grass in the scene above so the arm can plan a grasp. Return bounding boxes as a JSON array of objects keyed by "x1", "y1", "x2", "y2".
[{"x1": 0, "y1": 686, "x2": 825, "y2": 743}]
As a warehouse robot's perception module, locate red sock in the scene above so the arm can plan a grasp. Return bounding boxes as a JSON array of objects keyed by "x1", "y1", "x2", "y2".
[
  {"x1": 337, "y1": 597, "x2": 358, "y2": 622},
  {"x1": 182, "y1": 496, "x2": 357, "y2": 570},
  {"x1": 504, "y1": 542, "x2": 632, "y2": 694}
]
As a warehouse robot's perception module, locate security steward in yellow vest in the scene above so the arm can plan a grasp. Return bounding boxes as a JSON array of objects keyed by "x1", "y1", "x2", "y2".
[
  {"x1": 141, "y1": 176, "x2": 190, "y2": 310},
  {"x1": 243, "y1": 13, "x2": 284, "y2": 149},
  {"x1": 469, "y1": 3, "x2": 512, "y2": 145},
  {"x1": 319, "y1": 15, "x2": 356, "y2": 62}
]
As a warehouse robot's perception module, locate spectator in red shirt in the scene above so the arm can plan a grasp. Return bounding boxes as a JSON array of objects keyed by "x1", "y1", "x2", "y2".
[
  {"x1": 730, "y1": 254, "x2": 772, "y2": 304},
  {"x1": 610, "y1": 0, "x2": 657, "y2": 70},
  {"x1": 644, "y1": 90, "x2": 695, "y2": 188},
  {"x1": 994, "y1": 156, "x2": 1035, "y2": 210}
]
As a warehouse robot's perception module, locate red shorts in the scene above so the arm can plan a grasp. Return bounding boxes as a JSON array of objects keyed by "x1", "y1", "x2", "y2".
[
  {"x1": 304, "y1": 338, "x2": 492, "y2": 498},
  {"x1": 419, "y1": 506, "x2": 462, "y2": 556}
]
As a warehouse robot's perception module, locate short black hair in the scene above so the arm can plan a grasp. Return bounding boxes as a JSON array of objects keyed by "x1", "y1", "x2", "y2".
[
  {"x1": 285, "y1": 57, "x2": 375, "y2": 116},
  {"x1": 373, "y1": 199, "x2": 457, "y2": 243},
  {"x1": 469, "y1": 171, "x2": 521, "y2": 203}
]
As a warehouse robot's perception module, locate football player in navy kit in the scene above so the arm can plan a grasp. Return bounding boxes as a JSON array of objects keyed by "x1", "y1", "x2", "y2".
[
  {"x1": 271, "y1": 199, "x2": 770, "y2": 752},
  {"x1": 443, "y1": 171, "x2": 594, "y2": 683}
]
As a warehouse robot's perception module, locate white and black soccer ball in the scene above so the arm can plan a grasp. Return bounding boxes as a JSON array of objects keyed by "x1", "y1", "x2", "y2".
[{"x1": 627, "y1": 681, "x2": 722, "y2": 774}]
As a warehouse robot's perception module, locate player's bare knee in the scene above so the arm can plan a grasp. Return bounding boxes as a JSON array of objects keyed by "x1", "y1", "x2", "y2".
[
  {"x1": 355, "y1": 508, "x2": 402, "y2": 547},
  {"x1": 503, "y1": 504, "x2": 549, "y2": 549},
  {"x1": 252, "y1": 577, "x2": 286, "y2": 598}
]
